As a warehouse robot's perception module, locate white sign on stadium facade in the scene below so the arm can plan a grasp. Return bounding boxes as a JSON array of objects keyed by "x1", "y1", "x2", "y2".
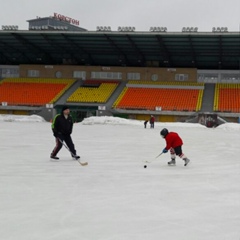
[
  {"x1": 53, "y1": 13, "x2": 79, "y2": 26},
  {"x1": 98, "y1": 106, "x2": 106, "y2": 110}
]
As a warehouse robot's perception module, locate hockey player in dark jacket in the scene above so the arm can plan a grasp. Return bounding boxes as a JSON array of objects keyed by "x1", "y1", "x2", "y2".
[
  {"x1": 50, "y1": 106, "x2": 80, "y2": 160},
  {"x1": 160, "y1": 128, "x2": 190, "y2": 166}
]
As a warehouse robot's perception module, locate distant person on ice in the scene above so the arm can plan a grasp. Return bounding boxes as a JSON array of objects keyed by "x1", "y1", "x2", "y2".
[
  {"x1": 160, "y1": 128, "x2": 190, "y2": 166},
  {"x1": 150, "y1": 115, "x2": 155, "y2": 128},
  {"x1": 144, "y1": 120, "x2": 148, "y2": 128},
  {"x1": 50, "y1": 106, "x2": 80, "y2": 160}
]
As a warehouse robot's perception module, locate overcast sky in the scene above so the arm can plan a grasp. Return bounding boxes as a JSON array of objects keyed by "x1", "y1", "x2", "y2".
[{"x1": 0, "y1": 0, "x2": 240, "y2": 32}]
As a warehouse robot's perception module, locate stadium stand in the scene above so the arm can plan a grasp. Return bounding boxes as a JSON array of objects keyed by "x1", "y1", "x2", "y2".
[
  {"x1": 113, "y1": 81, "x2": 204, "y2": 111},
  {"x1": 67, "y1": 80, "x2": 119, "y2": 103},
  {"x1": 0, "y1": 78, "x2": 75, "y2": 106},
  {"x1": 214, "y1": 83, "x2": 240, "y2": 113}
]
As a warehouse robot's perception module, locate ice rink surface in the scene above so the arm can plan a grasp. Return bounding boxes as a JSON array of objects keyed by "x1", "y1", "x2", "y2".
[{"x1": 0, "y1": 115, "x2": 240, "y2": 240}]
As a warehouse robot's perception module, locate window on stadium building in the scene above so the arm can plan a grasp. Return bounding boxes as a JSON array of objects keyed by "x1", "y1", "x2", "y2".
[
  {"x1": 0, "y1": 67, "x2": 19, "y2": 78},
  {"x1": 221, "y1": 74, "x2": 240, "y2": 81},
  {"x1": 175, "y1": 74, "x2": 188, "y2": 81},
  {"x1": 91, "y1": 71, "x2": 122, "y2": 79},
  {"x1": 27, "y1": 70, "x2": 40, "y2": 77},
  {"x1": 197, "y1": 71, "x2": 240, "y2": 83},
  {"x1": 197, "y1": 73, "x2": 218, "y2": 83},
  {"x1": 73, "y1": 71, "x2": 86, "y2": 79},
  {"x1": 127, "y1": 73, "x2": 140, "y2": 80}
]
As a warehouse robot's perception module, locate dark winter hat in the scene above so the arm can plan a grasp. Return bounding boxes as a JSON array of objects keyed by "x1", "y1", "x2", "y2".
[
  {"x1": 160, "y1": 128, "x2": 169, "y2": 138},
  {"x1": 62, "y1": 106, "x2": 69, "y2": 112}
]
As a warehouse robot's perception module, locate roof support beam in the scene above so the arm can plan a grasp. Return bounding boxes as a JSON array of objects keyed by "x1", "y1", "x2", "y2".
[
  {"x1": 218, "y1": 35, "x2": 223, "y2": 69},
  {"x1": 187, "y1": 35, "x2": 197, "y2": 67},
  {"x1": 60, "y1": 33, "x2": 95, "y2": 65},
  {"x1": 0, "y1": 38, "x2": 31, "y2": 62},
  {"x1": 11, "y1": 33, "x2": 53, "y2": 63},
  {"x1": 155, "y1": 35, "x2": 171, "y2": 67},
  {"x1": 103, "y1": 34, "x2": 130, "y2": 65},
  {"x1": 125, "y1": 35, "x2": 145, "y2": 65}
]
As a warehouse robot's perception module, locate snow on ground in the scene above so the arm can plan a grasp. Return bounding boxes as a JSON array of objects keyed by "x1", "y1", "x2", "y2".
[{"x1": 0, "y1": 115, "x2": 240, "y2": 240}]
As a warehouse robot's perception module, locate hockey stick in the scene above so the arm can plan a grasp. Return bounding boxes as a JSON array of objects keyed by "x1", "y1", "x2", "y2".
[
  {"x1": 144, "y1": 152, "x2": 163, "y2": 163},
  {"x1": 155, "y1": 152, "x2": 163, "y2": 159},
  {"x1": 58, "y1": 138, "x2": 88, "y2": 166}
]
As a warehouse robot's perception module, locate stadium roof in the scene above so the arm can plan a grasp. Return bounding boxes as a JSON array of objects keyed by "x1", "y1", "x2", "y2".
[{"x1": 0, "y1": 30, "x2": 240, "y2": 69}]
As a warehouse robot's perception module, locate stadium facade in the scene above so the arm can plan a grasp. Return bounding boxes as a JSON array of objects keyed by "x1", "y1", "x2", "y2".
[{"x1": 0, "y1": 15, "x2": 240, "y2": 126}]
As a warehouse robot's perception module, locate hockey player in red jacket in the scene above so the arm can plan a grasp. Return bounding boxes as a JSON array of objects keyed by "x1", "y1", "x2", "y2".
[{"x1": 160, "y1": 128, "x2": 190, "y2": 166}]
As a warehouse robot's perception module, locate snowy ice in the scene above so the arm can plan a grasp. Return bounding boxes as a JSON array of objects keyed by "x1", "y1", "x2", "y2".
[{"x1": 0, "y1": 115, "x2": 240, "y2": 240}]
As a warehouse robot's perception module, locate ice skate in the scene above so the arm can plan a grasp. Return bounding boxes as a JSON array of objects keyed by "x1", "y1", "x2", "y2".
[
  {"x1": 168, "y1": 158, "x2": 176, "y2": 166},
  {"x1": 50, "y1": 155, "x2": 59, "y2": 160},
  {"x1": 183, "y1": 158, "x2": 190, "y2": 166},
  {"x1": 72, "y1": 154, "x2": 80, "y2": 160}
]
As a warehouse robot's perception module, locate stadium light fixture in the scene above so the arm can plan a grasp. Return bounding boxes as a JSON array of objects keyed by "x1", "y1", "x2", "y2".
[
  {"x1": 149, "y1": 27, "x2": 167, "y2": 32},
  {"x1": 96, "y1": 26, "x2": 111, "y2": 32},
  {"x1": 118, "y1": 26, "x2": 136, "y2": 32},
  {"x1": 212, "y1": 27, "x2": 228, "y2": 32},
  {"x1": 2, "y1": 25, "x2": 18, "y2": 31},
  {"x1": 182, "y1": 27, "x2": 198, "y2": 32}
]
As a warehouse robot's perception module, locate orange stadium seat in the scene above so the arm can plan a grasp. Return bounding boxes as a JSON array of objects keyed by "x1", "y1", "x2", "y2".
[
  {"x1": 214, "y1": 84, "x2": 240, "y2": 112},
  {"x1": 0, "y1": 78, "x2": 75, "y2": 106},
  {"x1": 218, "y1": 89, "x2": 240, "y2": 112},
  {"x1": 0, "y1": 82, "x2": 66, "y2": 105},
  {"x1": 115, "y1": 88, "x2": 202, "y2": 111}
]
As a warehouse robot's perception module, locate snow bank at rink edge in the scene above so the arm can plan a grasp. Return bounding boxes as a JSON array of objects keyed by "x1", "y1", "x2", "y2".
[
  {"x1": 82, "y1": 116, "x2": 240, "y2": 130},
  {"x1": 81, "y1": 116, "x2": 206, "y2": 128},
  {"x1": 0, "y1": 114, "x2": 239, "y2": 131},
  {"x1": 0, "y1": 114, "x2": 46, "y2": 122},
  {"x1": 217, "y1": 122, "x2": 240, "y2": 131},
  {"x1": 81, "y1": 116, "x2": 144, "y2": 126}
]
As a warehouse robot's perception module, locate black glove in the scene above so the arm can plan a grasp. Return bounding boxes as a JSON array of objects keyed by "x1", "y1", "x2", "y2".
[{"x1": 53, "y1": 131, "x2": 61, "y2": 138}]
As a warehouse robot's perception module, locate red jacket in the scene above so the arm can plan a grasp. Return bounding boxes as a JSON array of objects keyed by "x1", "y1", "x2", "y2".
[{"x1": 164, "y1": 132, "x2": 183, "y2": 150}]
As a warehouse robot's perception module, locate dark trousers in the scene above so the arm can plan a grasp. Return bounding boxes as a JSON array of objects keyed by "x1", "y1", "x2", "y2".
[
  {"x1": 171, "y1": 146, "x2": 182, "y2": 156},
  {"x1": 51, "y1": 134, "x2": 76, "y2": 157}
]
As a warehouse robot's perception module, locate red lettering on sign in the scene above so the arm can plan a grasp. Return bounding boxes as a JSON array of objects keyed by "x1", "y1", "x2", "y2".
[{"x1": 53, "y1": 12, "x2": 80, "y2": 26}]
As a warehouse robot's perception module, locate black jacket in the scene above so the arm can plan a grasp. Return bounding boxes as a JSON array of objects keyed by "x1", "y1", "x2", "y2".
[{"x1": 52, "y1": 114, "x2": 73, "y2": 135}]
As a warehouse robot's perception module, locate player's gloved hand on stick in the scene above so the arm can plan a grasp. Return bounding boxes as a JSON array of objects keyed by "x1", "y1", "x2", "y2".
[
  {"x1": 162, "y1": 148, "x2": 168, "y2": 153},
  {"x1": 53, "y1": 131, "x2": 62, "y2": 138}
]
